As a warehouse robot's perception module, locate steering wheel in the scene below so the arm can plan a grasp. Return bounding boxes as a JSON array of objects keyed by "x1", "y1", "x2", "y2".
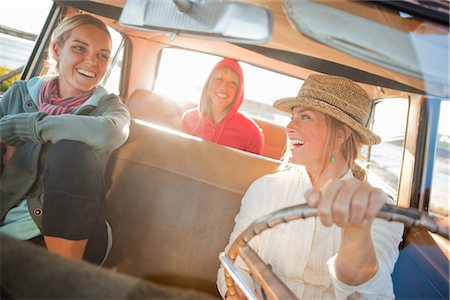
[{"x1": 219, "y1": 203, "x2": 449, "y2": 300}]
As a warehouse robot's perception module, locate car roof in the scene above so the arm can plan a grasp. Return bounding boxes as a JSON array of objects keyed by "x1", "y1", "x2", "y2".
[{"x1": 59, "y1": 0, "x2": 449, "y2": 98}]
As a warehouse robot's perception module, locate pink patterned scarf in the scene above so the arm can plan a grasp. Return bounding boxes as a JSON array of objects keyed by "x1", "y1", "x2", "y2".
[{"x1": 38, "y1": 77, "x2": 95, "y2": 115}]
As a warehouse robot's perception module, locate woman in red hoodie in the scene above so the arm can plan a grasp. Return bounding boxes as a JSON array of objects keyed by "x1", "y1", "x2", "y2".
[{"x1": 182, "y1": 58, "x2": 264, "y2": 155}]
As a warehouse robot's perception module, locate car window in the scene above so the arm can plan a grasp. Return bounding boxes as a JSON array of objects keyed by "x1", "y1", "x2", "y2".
[
  {"x1": 429, "y1": 100, "x2": 449, "y2": 222},
  {"x1": 0, "y1": 0, "x2": 53, "y2": 93},
  {"x1": 0, "y1": 1, "x2": 124, "y2": 96},
  {"x1": 366, "y1": 98, "x2": 409, "y2": 199},
  {"x1": 101, "y1": 30, "x2": 124, "y2": 95},
  {"x1": 154, "y1": 48, "x2": 301, "y2": 126}
]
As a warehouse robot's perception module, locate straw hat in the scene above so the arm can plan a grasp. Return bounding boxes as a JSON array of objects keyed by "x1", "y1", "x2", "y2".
[{"x1": 273, "y1": 74, "x2": 381, "y2": 145}]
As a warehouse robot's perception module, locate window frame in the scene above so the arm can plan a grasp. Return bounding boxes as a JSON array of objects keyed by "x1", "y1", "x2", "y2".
[
  {"x1": 366, "y1": 97, "x2": 410, "y2": 202},
  {"x1": 153, "y1": 47, "x2": 301, "y2": 126},
  {"x1": 4, "y1": 2, "x2": 126, "y2": 96},
  {"x1": 429, "y1": 99, "x2": 450, "y2": 221}
]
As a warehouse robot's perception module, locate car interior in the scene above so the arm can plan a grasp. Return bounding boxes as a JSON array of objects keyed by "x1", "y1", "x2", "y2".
[
  {"x1": 1, "y1": 0, "x2": 449, "y2": 299},
  {"x1": 102, "y1": 1, "x2": 449, "y2": 297}
]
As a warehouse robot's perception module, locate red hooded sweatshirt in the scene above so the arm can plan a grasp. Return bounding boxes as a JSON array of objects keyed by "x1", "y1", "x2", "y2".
[{"x1": 182, "y1": 58, "x2": 264, "y2": 155}]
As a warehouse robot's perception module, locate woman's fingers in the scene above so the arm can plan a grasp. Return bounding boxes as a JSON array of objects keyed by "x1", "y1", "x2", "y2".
[
  {"x1": 305, "y1": 179, "x2": 386, "y2": 228},
  {"x1": 333, "y1": 178, "x2": 361, "y2": 227},
  {"x1": 304, "y1": 188, "x2": 320, "y2": 207},
  {"x1": 366, "y1": 188, "x2": 386, "y2": 221},
  {"x1": 317, "y1": 179, "x2": 343, "y2": 226},
  {"x1": 349, "y1": 181, "x2": 371, "y2": 224},
  {"x1": 3, "y1": 145, "x2": 16, "y2": 166}
]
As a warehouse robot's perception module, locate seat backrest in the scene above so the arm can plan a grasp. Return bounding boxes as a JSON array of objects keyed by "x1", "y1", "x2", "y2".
[
  {"x1": 104, "y1": 121, "x2": 281, "y2": 296},
  {"x1": 125, "y1": 89, "x2": 287, "y2": 160},
  {"x1": 126, "y1": 89, "x2": 195, "y2": 130},
  {"x1": 392, "y1": 228, "x2": 449, "y2": 299},
  {"x1": 254, "y1": 118, "x2": 286, "y2": 160}
]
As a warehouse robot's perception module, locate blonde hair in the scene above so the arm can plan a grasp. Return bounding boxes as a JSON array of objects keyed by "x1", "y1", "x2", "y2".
[
  {"x1": 281, "y1": 114, "x2": 367, "y2": 180},
  {"x1": 48, "y1": 14, "x2": 111, "y2": 73}
]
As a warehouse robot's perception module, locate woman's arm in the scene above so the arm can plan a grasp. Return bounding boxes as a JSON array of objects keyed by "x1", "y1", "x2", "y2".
[
  {"x1": 37, "y1": 95, "x2": 130, "y2": 151},
  {"x1": 0, "y1": 94, "x2": 130, "y2": 151},
  {"x1": 328, "y1": 219, "x2": 403, "y2": 298},
  {"x1": 246, "y1": 127, "x2": 264, "y2": 155},
  {"x1": 336, "y1": 223, "x2": 377, "y2": 284},
  {"x1": 306, "y1": 178, "x2": 403, "y2": 297}
]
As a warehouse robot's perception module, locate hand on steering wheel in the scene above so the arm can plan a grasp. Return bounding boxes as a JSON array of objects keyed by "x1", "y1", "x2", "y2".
[
  {"x1": 220, "y1": 198, "x2": 449, "y2": 300},
  {"x1": 305, "y1": 178, "x2": 385, "y2": 228}
]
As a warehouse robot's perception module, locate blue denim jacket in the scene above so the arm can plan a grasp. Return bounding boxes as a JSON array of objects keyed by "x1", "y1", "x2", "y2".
[{"x1": 0, "y1": 77, "x2": 130, "y2": 229}]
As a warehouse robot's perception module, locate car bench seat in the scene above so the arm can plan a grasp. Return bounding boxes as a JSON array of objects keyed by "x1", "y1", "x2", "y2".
[
  {"x1": 125, "y1": 89, "x2": 287, "y2": 160},
  {"x1": 125, "y1": 89, "x2": 195, "y2": 130},
  {"x1": 103, "y1": 120, "x2": 281, "y2": 296}
]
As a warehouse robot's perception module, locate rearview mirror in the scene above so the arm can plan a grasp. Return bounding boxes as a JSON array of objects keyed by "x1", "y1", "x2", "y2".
[{"x1": 119, "y1": 0, "x2": 273, "y2": 44}]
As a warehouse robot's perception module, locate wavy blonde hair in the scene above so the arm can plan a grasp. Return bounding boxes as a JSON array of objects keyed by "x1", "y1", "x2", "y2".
[{"x1": 48, "y1": 14, "x2": 111, "y2": 73}]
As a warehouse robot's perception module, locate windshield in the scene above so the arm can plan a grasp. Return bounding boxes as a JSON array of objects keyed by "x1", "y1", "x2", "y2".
[{"x1": 283, "y1": 0, "x2": 449, "y2": 97}]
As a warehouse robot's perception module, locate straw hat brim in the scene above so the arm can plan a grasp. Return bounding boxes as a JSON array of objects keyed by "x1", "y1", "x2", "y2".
[{"x1": 274, "y1": 96, "x2": 381, "y2": 145}]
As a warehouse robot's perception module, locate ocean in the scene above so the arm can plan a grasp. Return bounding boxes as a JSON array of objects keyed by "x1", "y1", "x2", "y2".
[{"x1": 0, "y1": 34, "x2": 34, "y2": 70}]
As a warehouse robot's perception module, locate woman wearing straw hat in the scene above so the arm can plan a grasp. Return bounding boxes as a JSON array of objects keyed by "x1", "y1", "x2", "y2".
[{"x1": 217, "y1": 74, "x2": 403, "y2": 299}]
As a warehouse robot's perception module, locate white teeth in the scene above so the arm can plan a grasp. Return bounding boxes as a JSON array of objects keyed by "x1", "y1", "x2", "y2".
[
  {"x1": 290, "y1": 139, "x2": 305, "y2": 146},
  {"x1": 77, "y1": 69, "x2": 95, "y2": 78},
  {"x1": 216, "y1": 92, "x2": 227, "y2": 98}
]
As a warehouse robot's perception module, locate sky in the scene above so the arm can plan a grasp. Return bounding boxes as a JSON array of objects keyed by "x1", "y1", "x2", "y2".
[{"x1": 1, "y1": 0, "x2": 53, "y2": 35}]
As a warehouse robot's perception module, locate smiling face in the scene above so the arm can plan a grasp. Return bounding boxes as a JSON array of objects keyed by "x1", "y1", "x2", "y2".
[
  {"x1": 52, "y1": 23, "x2": 111, "y2": 98},
  {"x1": 287, "y1": 106, "x2": 330, "y2": 167},
  {"x1": 208, "y1": 67, "x2": 239, "y2": 115}
]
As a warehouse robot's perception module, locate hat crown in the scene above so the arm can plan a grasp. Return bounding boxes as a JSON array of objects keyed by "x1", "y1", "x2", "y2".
[
  {"x1": 273, "y1": 74, "x2": 381, "y2": 145},
  {"x1": 299, "y1": 74, "x2": 371, "y2": 126}
]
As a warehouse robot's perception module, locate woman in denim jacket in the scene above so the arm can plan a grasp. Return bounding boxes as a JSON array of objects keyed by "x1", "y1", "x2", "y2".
[{"x1": 0, "y1": 14, "x2": 130, "y2": 263}]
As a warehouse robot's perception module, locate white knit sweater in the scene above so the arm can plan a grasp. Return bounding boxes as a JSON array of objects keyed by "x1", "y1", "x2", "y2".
[{"x1": 217, "y1": 168, "x2": 404, "y2": 299}]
